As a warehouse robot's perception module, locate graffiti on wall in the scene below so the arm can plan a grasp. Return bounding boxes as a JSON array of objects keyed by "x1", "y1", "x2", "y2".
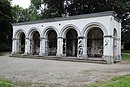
[{"x1": 78, "y1": 38, "x2": 83, "y2": 58}]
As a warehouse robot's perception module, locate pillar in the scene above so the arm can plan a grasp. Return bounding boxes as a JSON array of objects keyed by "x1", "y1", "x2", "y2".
[
  {"x1": 39, "y1": 37, "x2": 45, "y2": 56},
  {"x1": 24, "y1": 38, "x2": 31, "y2": 55},
  {"x1": 11, "y1": 38, "x2": 17, "y2": 55},
  {"x1": 56, "y1": 37, "x2": 63, "y2": 57},
  {"x1": 103, "y1": 36, "x2": 114, "y2": 64},
  {"x1": 117, "y1": 38, "x2": 121, "y2": 61},
  {"x1": 77, "y1": 36, "x2": 84, "y2": 59}
]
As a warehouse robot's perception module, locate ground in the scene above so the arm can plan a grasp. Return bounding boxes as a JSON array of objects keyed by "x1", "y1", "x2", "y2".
[{"x1": 0, "y1": 54, "x2": 130, "y2": 87}]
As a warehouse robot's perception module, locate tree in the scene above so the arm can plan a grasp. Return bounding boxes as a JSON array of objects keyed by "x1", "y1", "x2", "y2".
[
  {"x1": 12, "y1": 5, "x2": 41, "y2": 23},
  {"x1": 0, "y1": 0, "x2": 13, "y2": 51}
]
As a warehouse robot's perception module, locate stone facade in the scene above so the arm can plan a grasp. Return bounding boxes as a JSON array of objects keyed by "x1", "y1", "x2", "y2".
[{"x1": 11, "y1": 11, "x2": 121, "y2": 64}]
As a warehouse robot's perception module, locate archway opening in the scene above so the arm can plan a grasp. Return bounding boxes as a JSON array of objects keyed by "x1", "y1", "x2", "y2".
[
  {"x1": 47, "y1": 30, "x2": 57, "y2": 56},
  {"x1": 65, "y1": 29, "x2": 78, "y2": 57},
  {"x1": 17, "y1": 32, "x2": 25, "y2": 54},
  {"x1": 31, "y1": 31, "x2": 40, "y2": 55},
  {"x1": 113, "y1": 29, "x2": 117, "y2": 57},
  {"x1": 87, "y1": 27, "x2": 103, "y2": 57}
]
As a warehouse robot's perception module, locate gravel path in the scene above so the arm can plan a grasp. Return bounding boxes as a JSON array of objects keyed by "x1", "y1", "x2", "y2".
[{"x1": 0, "y1": 54, "x2": 130, "y2": 87}]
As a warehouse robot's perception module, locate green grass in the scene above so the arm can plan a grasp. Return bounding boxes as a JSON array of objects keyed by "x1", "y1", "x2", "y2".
[
  {"x1": 122, "y1": 50, "x2": 130, "y2": 60},
  {"x1": 0, "y1": 78, "x2": 14, "y2": 87},
  {"x1": 122, "y1": 53, "x2": 130, "y2": 60},
  {"x1": 87, "y1": 75, "x2": 130, "y2": 87}
]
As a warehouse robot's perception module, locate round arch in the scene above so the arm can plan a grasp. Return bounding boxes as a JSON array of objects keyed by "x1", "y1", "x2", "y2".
[
  {"x1": 14, "y1": 29, "x2": 26, "y2": 39},
  {"x1": 82, "y1": 22, "x2": 108, "y2": 37},
  {"x1": 42, "y1": 26, "x2": 59, "y2": 38},
  {"x1": 14, "y1": 29, "x2": 26, "y2": 54},
  {"x1": 27, "y1": 27, "x2": 41, "y2": 38},
  {"x1": 60, "y1": 24, "x2": 81, "y2": 38},
  {"x1": 113, "y1": 28, "x2": 117, "y2": 38}
]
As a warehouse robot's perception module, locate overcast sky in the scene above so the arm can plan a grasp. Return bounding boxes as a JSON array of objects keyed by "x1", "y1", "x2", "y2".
[{"x1": 11, "y1": 0, "x2": 31, "y2": 9}]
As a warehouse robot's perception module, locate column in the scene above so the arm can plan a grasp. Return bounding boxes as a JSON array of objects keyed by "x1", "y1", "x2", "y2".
[
  {"x1": 44, "y1": 38, "x2": 48, "y2": 56},
  {"x1": 56, "y1": 37, "x2": 63, "y2": 57},
  {"x1": 117, "y1": 38, "x2": 121, "y2": 61},
  {"x1": 11, "y1": 38, "x2": 17, "y2": 55},
  {"x1": 103, "y1": 36, "x2": 114, "y2": 64},
  {"x1": 24, "y1": 38, "x2": 31, "y2": 55},
  {"x1": 39, "y1": 37, "x2": 44, "y2": 56},
  {"x1": 113, "y1": 38, "x2": 118, "y2": 60},
  {"x1": 83, "y1": 37, "x2": 87, "y2": 58},
  {"x1": 77, "y1": 36, "x2": 84, "y2": 59}
]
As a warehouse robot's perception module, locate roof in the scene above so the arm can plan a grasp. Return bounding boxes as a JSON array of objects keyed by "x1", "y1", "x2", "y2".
[{"x1": 13, "y1": 11, "x2": 119, "y2": 26}]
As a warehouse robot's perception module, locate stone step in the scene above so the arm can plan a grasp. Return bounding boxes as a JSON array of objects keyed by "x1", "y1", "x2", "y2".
[{"x1": 10, "y1": 55, "x2": 106, "y2": 64}]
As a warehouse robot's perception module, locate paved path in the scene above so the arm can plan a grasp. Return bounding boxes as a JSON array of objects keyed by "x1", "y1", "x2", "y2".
[{"x1": 0, "y1": 54, "x2": 130, "y2": 87}]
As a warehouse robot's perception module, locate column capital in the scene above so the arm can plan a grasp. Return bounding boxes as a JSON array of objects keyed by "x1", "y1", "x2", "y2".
[
  {"x1": 77, "y1": 36, "x2": 84, "y2": 39},
  {"x1": 57, "y1": 37, "x2": 63, "y2": 39},
  {"x1": 104, "y1": 35, "x2": 113, "y2": 38},
  {"x1": 12, "y1": 38, "x2": 16, "y2": 40},
  {"x1": 39, "y1": 37, "x2": 44, "y2": 40},
  {"x1": 25, "y1": 38, "x2": 30, "y2": 40}
]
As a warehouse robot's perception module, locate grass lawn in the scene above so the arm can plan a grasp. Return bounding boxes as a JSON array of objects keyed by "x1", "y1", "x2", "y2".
[
  {"x1": 87, "y1": 75, "x2": 130, "y2": 87},
  {"x1": 122, "y1": 50, "x2": 130, "y2": 60}
]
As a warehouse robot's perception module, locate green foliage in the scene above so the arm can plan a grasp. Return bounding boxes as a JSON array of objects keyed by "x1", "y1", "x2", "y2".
[
  {"x1": 0, "y1": 0, "x2": 13, "y2": 22},
  {"x1": 87, "y1": 75, "x2": 130, "y2": 87},
  {"x1": 12, "y1": 5, "x2": 41, "y2": 23},
  {"x1": 0, "y1": 79, "x2": 15, "y2": 87}
]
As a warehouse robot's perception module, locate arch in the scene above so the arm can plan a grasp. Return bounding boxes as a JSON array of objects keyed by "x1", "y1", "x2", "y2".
[
  {"x1": 14, "y1": 29, "x2": 26, "y2": 54},
  {"x1": 60, "y1": 24, "x2": 81, "y2": 38},
  {"x1": 65, "y1": 29, "x2": 78, "y2": 57},
  {"x1": 27, "y1": 27, "x2": 41, "y2": 38},
  {"x1": 113, "y1": 28, "x2": 117, "y2": 38},
  {"x1": 113, "y1": 28, "x2": 118, "y2": 59},
  {"x1": 82, "y1": 22, "x2": 108, "y2": 37},
  {"x1": 14, "y1": 29, "x2": 26, "y2": 39},
  {"x1": 87, "y1": 27, "x2": 103, "y2": 57},
  {"x1": 42, "y1": 26, "x2": 59, "y2": 38}
]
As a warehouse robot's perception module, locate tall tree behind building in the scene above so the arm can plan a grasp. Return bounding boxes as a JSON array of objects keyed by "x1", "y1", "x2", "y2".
[{"x1": 0, "y1": 0, "x2": 13, "y2": 51}]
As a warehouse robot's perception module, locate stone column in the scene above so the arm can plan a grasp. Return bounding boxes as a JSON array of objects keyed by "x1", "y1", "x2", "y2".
[
  {"x1": 113, "y1": 38, "x2": 118, "y2": 60},
  {"x1": 83, "y1": 37, "x2": 88, "y2": 58},
  {"x1": 24, "y1": 38, "x2": 31, "y2": 55},
  {"x1": 77, "y1": 36, "x2": 84, "y2": 59},
  {"x1": 11, "y1": 38, "x2": 17, "y2": 55},
  {"x1": 39, "y1": 37, "x2": 44, "y2": 56},
  {"x1": 44, "y1": 38, "x2": 48, "y2": 56},
  {"x1": 56, "y1": 37, "x2": 63, "y2": 57},
  {"x1": 103, "y1": 36, "x2": 114, "y2": 64},
  {"x1": 117, "y1": 38, "x2": 121, "y2": 61}
]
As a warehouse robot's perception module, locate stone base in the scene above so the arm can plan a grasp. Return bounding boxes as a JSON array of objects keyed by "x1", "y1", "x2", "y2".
[
  {"x1": 114, "y1": 55, "x2": 121, "y2": 60},
  {"x1": 103, "y1": 55, "x2": 114, "y2": 64},
  {"x1": 24, "y1": 52, "x2": 31, "y2": 56},
  {"x1": 56, "y1": 54, "x2": 63, "y2": 57}
]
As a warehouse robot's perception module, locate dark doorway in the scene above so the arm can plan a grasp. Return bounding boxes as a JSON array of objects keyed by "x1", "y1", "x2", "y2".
[
  {"x1": 66, "y1": 29, "x2": 78, "y2": 57},
  {"x1": 48, "y1": 30, "x2": 57, "y2": 56}
]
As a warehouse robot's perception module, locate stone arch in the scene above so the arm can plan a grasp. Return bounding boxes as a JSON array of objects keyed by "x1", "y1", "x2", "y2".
[
  {"x1": 83, "y1": 22, "x2": 106, "y2": 58},
  {"x1": 42, "y1": 26, "x2": 58, "y2": 56},
  {"x1": 14, "y1": 29, "x2": 26, "y2": 39},
  {"x1": 27, "y1": 27, "x2": 41, "y2": 55},
  {"x1": 60, "y1": 24, "x2": 81, "y2": 38},
  {"x1": 113, "y1": 28, "x2": 117, "y2": 38},
  {"x1": 42, "y1": 26, "x2": 59, "y2": 38},
  {"x1": 113, "y1": 28, "x2": 118, "y2": 59},
  {"x1": 27, "y1": 27, "x2": 41, "y2": 38},
  {"x1": 82, "y1": 22, "x2": 108, "y2": 37},
  {"x1": 14, "y1": 29, "x2": 26, "y2": 54},
  {"x1": 61, "y1": 24, "x2": 79, "y2": 57}
]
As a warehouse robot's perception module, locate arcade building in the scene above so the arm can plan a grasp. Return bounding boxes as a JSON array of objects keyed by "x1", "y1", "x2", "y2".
[{"x1": 11, "y1": 11, "x2": 121, "y2": 64}]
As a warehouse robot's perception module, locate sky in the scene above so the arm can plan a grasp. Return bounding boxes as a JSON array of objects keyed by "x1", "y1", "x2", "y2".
[{"x1": 11, "y1": 0, "x2": 31, "y2": 9}]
